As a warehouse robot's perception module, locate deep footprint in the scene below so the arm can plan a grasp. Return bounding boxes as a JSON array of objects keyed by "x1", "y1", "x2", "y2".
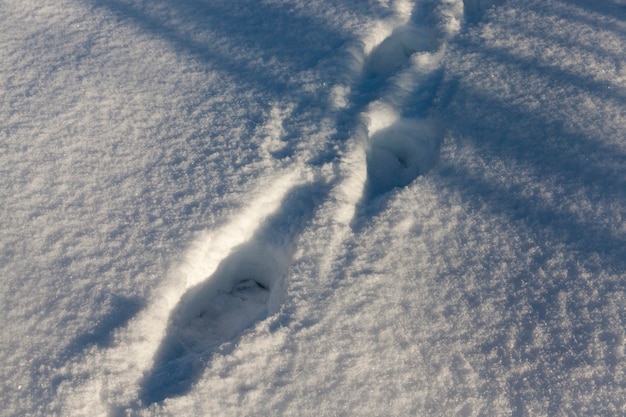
[
  {"x1": 138, "y1": 241, "x2": 288, "y2": 405},
  {"x1": 139, "y1": 182, "x2": 327, "y2": 405},
  {"x1": 366, "y1": 24, "x2": 434, "y2": 76},
  {"x1": 365, "y1": 118, "x2": 441, "y2": 199}
]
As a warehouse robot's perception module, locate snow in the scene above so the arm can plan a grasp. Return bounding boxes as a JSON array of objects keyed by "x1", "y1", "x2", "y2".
[{"x1": 2, "y1": 0, "x2": 625, "y2": 416}]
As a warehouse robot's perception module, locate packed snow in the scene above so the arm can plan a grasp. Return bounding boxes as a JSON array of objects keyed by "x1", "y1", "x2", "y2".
[{"x1": 2, "y1": 0, "x2": 625, "y2": 415}]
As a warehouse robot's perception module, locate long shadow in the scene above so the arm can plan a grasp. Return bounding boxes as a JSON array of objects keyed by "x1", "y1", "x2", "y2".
[
  {"x1": 90, "y1": 0, "x2": 397, "y2": 178},
  {"x1": 437, "y1": 22, "x2": 626, "y2": 415},
  {"x1": 457, "y1": 37, "x2": 626, "y2": 106},
  {"x1": 502, "y1": 1, "x2": 626, "y2": 61},
  {"x1": 450, "y1": 176, "x2": 625, "y2": 417},
  {"x1": 462, "y1": 0, "x2": 506, "y2": 24},
  {"x1": 451, "y1": 80, "x2": 625, "y2": 182},
  {"x1": 66, "y1": 295, "x2": 144, "y2": 353},
  {"x1": 441, "y1": 161, "x2": 626, "y2": 272},
  {"x1": 92, "y1": 0, "x2": 450, "y2": 225},
  {"x1": 92, "y1": 0, "x2": 350, "y2": 98},
  {"x1": 29, "y1": 294, "x2": 144, "y2": 399},
  {"x1": 437, "y1": 107, "x2": 626, "y2": 417},
  {"x1": 564, "y1": 0, "x2": 626, "y2": 25},
  {"x1": 441, "y1": 16, "x2": 626, "y2": 195},
  {"x1": 139, "y1": 181, "x2": 328, "y2": 405},
  {"x1": 445, "y1": 77, "x2": 626, "y2": 198},
  {"x1": 439, "y1": 69, "x2": 626, "y2": 267}
]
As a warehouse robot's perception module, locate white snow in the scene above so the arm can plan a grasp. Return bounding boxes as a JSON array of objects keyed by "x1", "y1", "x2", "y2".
[{"x1": 2, "y1": 0, "x2": 626, "y2": 416}]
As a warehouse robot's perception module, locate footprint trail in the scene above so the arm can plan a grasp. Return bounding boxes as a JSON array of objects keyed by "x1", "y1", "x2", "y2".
[
  {"x1": 62, "y1": 1, "x2": 492, "y2": 413},
  {"x1": 366, "y1": 24, "x2": 435, "y2": 76},
  {"x1": 344, "y1": 0, "x2": 464, "y2": 227}
]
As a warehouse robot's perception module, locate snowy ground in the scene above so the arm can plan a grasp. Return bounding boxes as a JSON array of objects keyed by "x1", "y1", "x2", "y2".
[{"x1": 2, "y1": 0, "x2": 626, "y2": 415}]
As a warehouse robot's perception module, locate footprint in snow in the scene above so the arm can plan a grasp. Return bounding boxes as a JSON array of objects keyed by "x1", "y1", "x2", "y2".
[
  {"x1": 365, "y1": 118, "x2": 441, "y2": 199},
  {"x1": 139, "y1": 182, "x2": 326, "y2": 406},
  {"x1": 139, "y1": 241, "x2": 287, "y2": 405},
  {"x1": 366, "y1": 24, "x2": 435, "y2": 76}
]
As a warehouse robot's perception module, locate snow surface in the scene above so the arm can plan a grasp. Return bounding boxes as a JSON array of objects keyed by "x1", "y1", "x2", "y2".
[{"x1": 2, "y1": 0, "x2": 626, "y2": 415}]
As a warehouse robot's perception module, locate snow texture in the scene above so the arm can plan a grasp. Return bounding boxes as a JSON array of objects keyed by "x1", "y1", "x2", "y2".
[{"x1": 2, "y1": 0, "x2": 626, "y2": 416}]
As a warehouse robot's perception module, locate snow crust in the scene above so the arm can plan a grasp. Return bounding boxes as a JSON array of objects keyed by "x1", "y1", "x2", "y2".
[{"x1": 2, "y1": 0, "x2": 626, "y2": 416}]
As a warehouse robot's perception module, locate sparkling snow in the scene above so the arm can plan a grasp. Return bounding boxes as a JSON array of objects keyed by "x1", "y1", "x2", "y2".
[{"x1": 2, "y1": 0, "x2": 625, "y2": 416}]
